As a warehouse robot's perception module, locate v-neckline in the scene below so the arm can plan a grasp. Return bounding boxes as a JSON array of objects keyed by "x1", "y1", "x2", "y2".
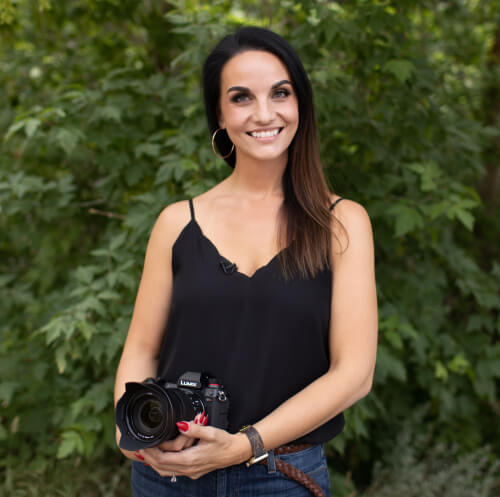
[{"x1": 191, "y1": 218, "x2": 288, "y2": 280}]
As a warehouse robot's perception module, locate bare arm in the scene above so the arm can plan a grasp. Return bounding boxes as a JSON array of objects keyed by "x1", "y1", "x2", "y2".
[
  {"x1": 138, "y1": 199, "x2": 378, "y2": 477},
  {"x1": 114, "y1": 201, "x2": 191, "y2": 457},
  {"x1": 252, "y1": 199, "x2": 378, "y2": 447}
]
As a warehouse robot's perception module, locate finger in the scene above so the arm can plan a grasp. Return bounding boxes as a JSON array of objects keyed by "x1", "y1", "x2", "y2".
[
  {"x1": 157, "y1": 434, "x2": 191, "y2": 452},
  {"x1": 194, "y1": 411, "x2": 205, "y2": 424},
  {"x1": 176, "y1": 417, "x2": 217, "y2": 442},
  {"x1": 139, "y1": 446, "x2": 192, "y2": 477},
  {"x1": 134, "y1": 451, "x2": 151, "y2": 467},
  {"x1": 148, "y1": 463, "x2": 177, "y2": 479},
  {"x1": 157, "y1": 433, "x2": 197, "y2": 451},
  {"x1": 177, "y1": 412, "x2": 207, "y2": 431},
  {"x1": 139, "y1": 414, "x2": 211, "y2": 473},
  {"x1": 156, "y1": 412, "x2": 205, "y2": 451},
  {"x1": 139, "y1": 446, "x2": 177, "y2": 471}
]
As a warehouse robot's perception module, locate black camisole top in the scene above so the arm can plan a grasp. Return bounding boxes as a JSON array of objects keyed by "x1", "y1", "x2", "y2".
[{"x1": 157, "y1": 198, "x2": 345, "y2": 444}]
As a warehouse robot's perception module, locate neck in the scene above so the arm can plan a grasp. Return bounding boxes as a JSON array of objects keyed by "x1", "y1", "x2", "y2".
[{"x1": 226, "y1": 154, "x2": 287, "y2": 199}]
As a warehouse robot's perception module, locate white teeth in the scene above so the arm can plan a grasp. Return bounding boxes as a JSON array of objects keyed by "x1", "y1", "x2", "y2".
[{"x1": 250, "y1": 129, "x2": 280, "y2": 138}]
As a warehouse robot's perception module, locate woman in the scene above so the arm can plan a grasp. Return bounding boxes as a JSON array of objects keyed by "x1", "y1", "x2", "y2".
[{"x1": 114, "y1": 26, "x2": 377, "y2": 497}]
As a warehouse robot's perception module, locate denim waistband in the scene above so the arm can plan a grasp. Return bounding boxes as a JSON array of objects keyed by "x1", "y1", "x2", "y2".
[{"x1": 131, "y1": 443, "x2": 330, "y2": 497}]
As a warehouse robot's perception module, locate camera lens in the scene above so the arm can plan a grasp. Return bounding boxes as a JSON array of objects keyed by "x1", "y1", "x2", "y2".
[
  {"x1": 116, "y1": 378, "x2": 206, "y2": 451},
  {"x1": 140, "y1": 400, "x2": 162, "y2": 430},
  {"x1": 131, "y1": 394, "x2": 166, "y2": 437}
]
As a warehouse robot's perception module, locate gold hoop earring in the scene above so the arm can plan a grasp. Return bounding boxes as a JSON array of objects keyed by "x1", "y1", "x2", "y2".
[{"x1": 211, "y1": 128, "x2": 235, "y2": 159}]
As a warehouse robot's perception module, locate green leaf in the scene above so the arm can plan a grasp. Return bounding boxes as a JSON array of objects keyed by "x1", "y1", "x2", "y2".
[
  {"x1": 385, "y1": 329, "x2": 403, "y2": 350},
  {"x1": 407, "y1": 161, "x2": 441, "y2": 192},
  {"x1": 454, "y1": 208, "x2": 474, "y2": 231},
  {"x1": 375, "y1": 345, "x2": 407, "y2": 383},
  {"x1": 71, "y1": 398, "x2": 90, "y2": 420},
  {"x1": 92, "y1": 105, "x2": 122, "y2": 123},
  {"x1": 54, "y1": 128, "x2": 83, "y2": 155},
  {"x1": 388, "y1": 204, "x2": 424, "y2": 237},
  {"x1": 25, "y1": 118, "x2": 41, "y2": 138},
  {"x1": 0, "y1": 381, "x2": 18, "y2": 404},
  {"x1": 4, "y1": 119, "x2": 25, "y2": 140},
  {"x1": 75, "y1": 265, "x2": 99, "y2": 285},
  {"x1": 82, "y1": 295, "x2": 107, "y2": 316},
  {"x1": 447, "y1": 354, "x2": 469, "y2": 374},
  {"x1": 97, "y1": 290, "x2": 121, "y2": 301},
  {"x1": 110, "y1": 231, "x2": 127, "y2": 251},
  {"x1": 86, "y1": 379, "x2": 114, "y2": 413},
  {"x1": 428, "y1": 201, "x2": 448, "y2": 220},
  {"x1": 398, "y1": 322, "x2": 419, "y2": 340},
  {"x1": 55, "y1": 347, "x2": 67, "y2": 374},
  {"x1": 383, "y1": 59, "x2": 415, "y2": 83},
  {"x1": 78, "y1": 320, "x2": 95, "y2": 341},
  {"x1": 57, "y1": 430, "x2": 84, "y2": 459},
  {"x1": 135, "y1": 143, "x2": 161, "y2": 159},
  {"x1": 435, "y1": 361, "x2": 448, "y2": 382}
]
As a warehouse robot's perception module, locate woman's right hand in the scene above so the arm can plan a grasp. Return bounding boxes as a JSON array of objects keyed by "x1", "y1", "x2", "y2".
[
  {"x1": 156, "y1": 412, "x2": 208, "y2": 452},
  {"x1": 115, "y1": 430, "x2": 144, "y2": 462},
  {"x1": 116, "y1": 412, "x2": 207, "y2": 462}
]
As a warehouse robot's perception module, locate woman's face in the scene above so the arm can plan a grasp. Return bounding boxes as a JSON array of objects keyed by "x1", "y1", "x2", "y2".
[{"x1": 218, "y1": 50, "x2": 299, "y2": 166}]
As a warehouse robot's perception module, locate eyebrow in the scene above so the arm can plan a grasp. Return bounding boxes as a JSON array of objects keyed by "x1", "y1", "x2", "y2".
[{"x1": 226, "y1": 79, "x2": 292, "y2": 93}]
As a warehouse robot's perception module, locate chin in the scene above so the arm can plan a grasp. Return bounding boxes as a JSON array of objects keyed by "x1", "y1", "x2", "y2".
[{"x1": 249, "y1": 152, "x2": 288, "y2": 164}]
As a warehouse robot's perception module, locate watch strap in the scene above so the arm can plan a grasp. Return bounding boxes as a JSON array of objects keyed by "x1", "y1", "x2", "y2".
[{"x1": 239, "y1": 425, "x2": 268, "y2": 467}]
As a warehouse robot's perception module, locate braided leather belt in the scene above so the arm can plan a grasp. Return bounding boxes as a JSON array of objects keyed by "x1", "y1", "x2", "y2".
[{"x1": 257, "y1": 443, "x2": 325, "y2": 497}]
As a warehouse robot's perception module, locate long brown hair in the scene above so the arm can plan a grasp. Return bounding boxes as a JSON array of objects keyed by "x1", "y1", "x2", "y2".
[{"x1": 203, "y1": 26, "x2": 344, "y2": 279}]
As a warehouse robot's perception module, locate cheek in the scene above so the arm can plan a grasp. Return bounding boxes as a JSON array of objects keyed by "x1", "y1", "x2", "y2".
[
  {"x1": 285, "y1": 109, "x2": 299, "y2": 132},
  {"x1": 283, "y1": 99, "x2": 299, "y2": 125},
  {"x1": 224, "y1": 108, "x2": 249, "y2": 130}
]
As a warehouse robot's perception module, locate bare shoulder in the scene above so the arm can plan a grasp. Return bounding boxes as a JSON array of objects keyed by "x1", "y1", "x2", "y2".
[
  {"x1": 329, "y1": 196, "x2": 373, "y2": 254},
  {"x1": 150, "y1": 199, "x2": 192, "y2": 249},
  {"x1": 330, "y1": 197, "x2": 371, "y2": 226}
]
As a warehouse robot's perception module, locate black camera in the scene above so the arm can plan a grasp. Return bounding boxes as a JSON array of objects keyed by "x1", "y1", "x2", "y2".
[
  {"x1": 115, "y1": 371, "x2": 229, "y2": 451},
  {"x1": 115, "y1": 371, "x2": 229, "y2": 450}
]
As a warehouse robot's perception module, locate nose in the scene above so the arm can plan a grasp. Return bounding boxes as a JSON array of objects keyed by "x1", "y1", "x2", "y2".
[{"x1": 254, "y1": 98, "x2": 275, "y2": 124}]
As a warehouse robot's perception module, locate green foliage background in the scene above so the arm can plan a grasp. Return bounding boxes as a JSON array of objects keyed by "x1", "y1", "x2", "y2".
[{"x1": 1, "y1": 0, "x2": 499, "y2": 494}]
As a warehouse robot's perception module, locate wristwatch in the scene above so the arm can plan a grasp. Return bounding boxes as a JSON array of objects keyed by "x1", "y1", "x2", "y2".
[{"x1": 239, "y1": 425, "x2": 268, "y2": 467}]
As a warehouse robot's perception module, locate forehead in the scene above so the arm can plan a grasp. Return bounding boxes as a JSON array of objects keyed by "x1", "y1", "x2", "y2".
[{"x1": 220, "y1": 50, "x2": 291, "y2": 90}]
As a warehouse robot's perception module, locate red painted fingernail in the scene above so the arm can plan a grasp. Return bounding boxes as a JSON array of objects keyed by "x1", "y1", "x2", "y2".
[
  {"x1": 144, "y1": 463, "x2": 151, "y2": 467},
  {"x1": 176, "y1": 421, "x2": 189, "y2": 432},
  {"x1": 135, "y1": 452, "x2": 145, "y2": 461},
  {"x1": 203, "y1": 414, "x2": 208, "y2": 426}
]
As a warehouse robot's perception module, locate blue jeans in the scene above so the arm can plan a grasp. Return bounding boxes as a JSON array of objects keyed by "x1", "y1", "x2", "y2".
[{"x1": 131, "y1": 444, "x2": 330, "y2": 497}]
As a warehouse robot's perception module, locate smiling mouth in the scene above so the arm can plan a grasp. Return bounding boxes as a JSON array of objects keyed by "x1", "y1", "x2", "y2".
[{"x1": 247, "y1": 128, "x2": 283, "y2": 139}]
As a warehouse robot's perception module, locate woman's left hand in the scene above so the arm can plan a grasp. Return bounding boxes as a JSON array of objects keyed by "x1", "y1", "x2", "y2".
[{"x1": 137, "y1": 420, "x2": 251, "y2": 480}]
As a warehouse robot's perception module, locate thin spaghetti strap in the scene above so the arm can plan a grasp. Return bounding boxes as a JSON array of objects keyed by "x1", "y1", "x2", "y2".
[
  {"x1": 189, "y1": 198, "x2": 195, "y2": 221},
  {"x1": 329, "y1": 197, "x2": 344, "y2": 211}
]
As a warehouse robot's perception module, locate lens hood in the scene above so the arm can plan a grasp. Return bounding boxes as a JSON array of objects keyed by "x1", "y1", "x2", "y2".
[{"x1": 116, "y1": 381, "x2": 179, "y2": 451}]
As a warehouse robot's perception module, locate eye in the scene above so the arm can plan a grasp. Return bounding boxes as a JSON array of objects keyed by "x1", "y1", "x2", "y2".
[
  {"x1": 230, "y1": 92, "x2": 250, "y2": 103},
  {"x1": 273, "y1": 88, "x2": 291, "y2": 99}
]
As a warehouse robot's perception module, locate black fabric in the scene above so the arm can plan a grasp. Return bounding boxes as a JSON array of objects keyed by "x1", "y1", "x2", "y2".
[{"x1": 157, "y1": 199, "x2": 345, "y2": 444}]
